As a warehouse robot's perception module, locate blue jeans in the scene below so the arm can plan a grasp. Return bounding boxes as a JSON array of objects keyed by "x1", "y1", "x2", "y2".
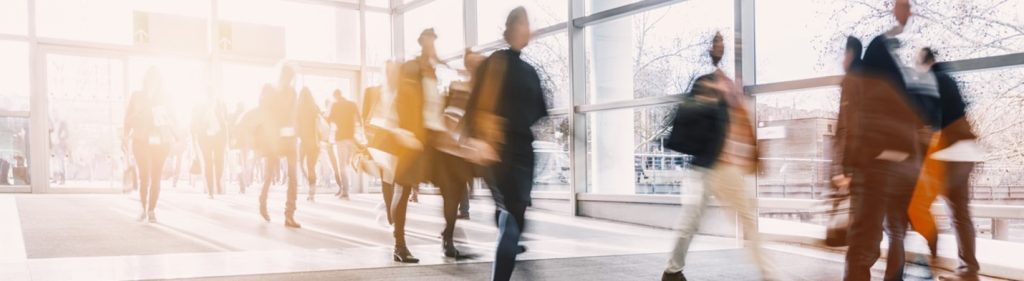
[{"x1": 492, "y1": 205, "x2": 526, "y2": 281}]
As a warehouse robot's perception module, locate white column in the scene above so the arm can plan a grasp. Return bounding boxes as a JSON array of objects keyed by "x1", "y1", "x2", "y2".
[{"x1": 588, "y1": 0, "x2": 635, "y2": 194}]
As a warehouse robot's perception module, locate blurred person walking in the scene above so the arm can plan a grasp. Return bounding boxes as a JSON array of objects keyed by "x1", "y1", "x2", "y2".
[
  {"x1": 296, "y1": 87, "x2": 323, "y2": 202},
  {"x1": 844, "y1": 0, "x2": 935, "y2": 279},
  {"x1": 661, "y1": 32, "x2": 770, "y2": 281},
  {"x1": 192, "y1": 95, "x2": 229, "y2": 199},
  {"x1": 463, "y1": 7, "x2": 549, "y2": 281},
  {"x1": 906, "y1": 47, "x2": 982, "y2": 281},
  {"x1": 124, "y1": 68, "x2": 175, "y2": 222},
  {"x1": 827, "y1": 36, "x2": 865, "y2": 247},
  {"x1": 381, "y1": 27, "x2": 449, "y2": 263},
  {"x1": 326, "y1": 89, "x2": 359, "y2": 200},
  {"x1": 255, "y1": 63, "x2": 303, "y2": 229}
]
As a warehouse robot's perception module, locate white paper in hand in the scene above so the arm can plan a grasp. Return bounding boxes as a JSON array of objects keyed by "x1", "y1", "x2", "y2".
[
  {"x1": 931, "y1": 140, "x2": 985, "y2": 162},
  {"x1": 876, "y1": 150, "x2": 910, "y2": 162}
]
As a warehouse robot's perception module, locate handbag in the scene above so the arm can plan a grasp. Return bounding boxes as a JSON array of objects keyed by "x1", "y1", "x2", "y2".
[{"x1": 824, "y1": 189, "x2": 851, "y2": 247}]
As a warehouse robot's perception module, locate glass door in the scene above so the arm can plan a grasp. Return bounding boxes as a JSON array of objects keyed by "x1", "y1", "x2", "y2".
[
  {"x1": 0, "y1": 41, "x2": 32, "y2": 193},
  {"x1": 41, "y1": 49, "x2": 128, "y2": 192}
]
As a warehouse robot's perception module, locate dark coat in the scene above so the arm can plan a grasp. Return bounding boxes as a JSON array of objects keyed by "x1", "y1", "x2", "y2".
[
  {"x1": 853, "y1": 35, "x2": 928, "y2": 164},
  {"x1": 666, "y1": 74, "x2": 729, "y2": 168},
  {"x1": 933, "y1": 65, "x2": 976, "y2": 148}
]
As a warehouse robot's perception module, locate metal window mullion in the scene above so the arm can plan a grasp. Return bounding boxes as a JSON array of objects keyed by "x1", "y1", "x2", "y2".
[
  {"x1": 568, "y1": 0, "x2": 587, "y2": 216},
  {"x1": 392, "y1": 0, "x2": 405, "y2": 60},
  {"x1": 28, "y1": 0, "x2": 48, "y2": 193},
  {"x1": 572, "y1": 0, "x2": 684, "y2": 28},
  {"x1": 463, "y1": 0, "x2": 477, "y2": 49},
  {"x1": 394, "y1": 0, "x2": 436, "y2": 14},
  {"x1": 283, "y1": 0, "x2": 362, "y2": 10},
  {"x1": 359, "y1": 0, "x2": 368, "y2": 90}
]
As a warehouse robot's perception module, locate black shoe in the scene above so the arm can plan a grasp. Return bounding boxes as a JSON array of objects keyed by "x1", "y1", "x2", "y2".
[
  {"x1": 517, "y1": 245, "x2": 527, "y2": 254},
  {"x1": 661, "y1": 271, "x2": 687, "y2": 281},
  {"x1": 393, "y1": 246, "x2": 420, "y2": 263},
  {"x1": 284, "y1": 217, "x2": 302, "y2": 228},
  {"x1": 259, "y1": 204, "x2": 270, "y2": 222},
  {"x1": 441, "y1": 235, "x2": 464, "y2": 258}
]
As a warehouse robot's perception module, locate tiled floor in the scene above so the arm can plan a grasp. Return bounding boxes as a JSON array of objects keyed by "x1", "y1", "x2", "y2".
[
  {"x1": 3, "y1": 191, "x2": 1013, "y2": 280},
  {"x1": 0, "y1": 192, "x2": 735, "y2": 280}
]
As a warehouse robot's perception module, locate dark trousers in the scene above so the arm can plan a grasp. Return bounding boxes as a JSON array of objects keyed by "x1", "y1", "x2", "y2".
[
  {"x1": 134, "y1": 140, "x2": 170, "y2": 212},
  {"x1": 490, "y1": 154, "x2": 534, "y2": 281},
  {"x1": 382, "y1": 182, "x2": 413, "y2": 247},
  {"x1": 844, "y1": 160, "x2": 921, "y2": 281},
  {"x1": 440, "y1": 180, "x2": 469, "y2": 240},
  {"x1": 259, "y1": 148, "x2": 298, "y2": 217},
  {"x1": 198, "y1": 139, "x2": 226, "y2": 195},
  {"x1": 943, "y1": 162, "x2": 980, "y2": 274}
]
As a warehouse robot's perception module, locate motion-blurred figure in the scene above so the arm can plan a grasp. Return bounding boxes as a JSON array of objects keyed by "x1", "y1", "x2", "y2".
[
  {"x1": 255, "y1": 63, "x2": 302, "y2": 229},
  {"x1": 326, "y1": 89, "x2": 359, "y2": 200},
  {"x1": 827, "y1": 36, "x2": 864, "y2": 247},
  {"x1": 452, "y1": 48, "x2": 490, "y2": 221},
  {"x1": 296, "y1": 87, "x2": 322, "y2": 202},
  {"x1": 192, "y1": 95, "x2": 229, "y2": 199},
  {"x1": 661, "y1": 32, "x2": 768, "y2": 281},
  {"x1": 906, "y1": 47, "x2": 982, "y2": 281},
  {"x1": 125, "y1": 68, "x2": 174, "y2": 223},
  {"x1": 844, "y1": 0, "x2": 935, "y2": 279},
  {"x1": 463, "y1": 7, "x2": 549, "y2": 281},
  {"x1": 385, "y1": 27, "x2": 449, "y2": 263}
]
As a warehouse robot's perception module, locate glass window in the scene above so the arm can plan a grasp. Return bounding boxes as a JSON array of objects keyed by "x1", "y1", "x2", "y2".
[
  {"x1": 755, "y1": 0, "x2": 1024, "y2": 84},
  {"x1": 954, "y1": 67, "x2": 1024, "y2": 205},
  {"x1": 0, "y1": 41, "x2": 30, "y2": 112},
  {"x1": 754, "y1": 87, "x2": 840, "y2": 200},
  {"x1": 220, "y1": 0, "x2": 359, "y2": 64},
  {"x1": 585, "y1": 0, "x2": 734, "y2": 104},
  {"x1": 36, "y1": 0, "x2": 211, "y2": 45},
  {"x1": 129, "y1": 57, "x2": 210, "y2": 129},
  {"x1": 522, "y1": 33, "x2": 570, "y2": 109},
  {"x1": 0, "y1": 0, "x2": 28, "y2": 35},
  {"x1": 297, "y1": 74, "x2": 355, "y2": 107},
  {"x1": 533, "y1": 115, "x2": 570, "y2": 192},
  {"x1": 585, "y1": 105, "x2": 698, "y2": 195},
  {"x1": 45, "y1": 54, "x2": 126, "y2": 188},
  {"x1": 476, "y1": 1, "x2": 568, "y2": 44},
  {"x1": 403, "y1": 0, "x2": 464, "y2": 58},
  {"x1": 586, "y1": 0, "x2": 640, "y2": 15},
  {"x1": 366, "y1": 0, "x2": 390, "y2": 8},
  {"x1": 365, "y1": 12, "x2": 393, "y2": 68},
  {"x1": 221, "y1": 63, "x2": 275, "y2": 112},
  {"x1": 0, "y1": 117, "x2": 31, "y2": 186},
  {"x1": 36, "y1": 0, "x2": 134, "y2": 45}
]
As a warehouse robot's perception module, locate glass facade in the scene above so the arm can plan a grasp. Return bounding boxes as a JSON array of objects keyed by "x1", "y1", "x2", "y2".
[{"x1": 4, "y1": 0, "x2": 1024, "y2": 243}]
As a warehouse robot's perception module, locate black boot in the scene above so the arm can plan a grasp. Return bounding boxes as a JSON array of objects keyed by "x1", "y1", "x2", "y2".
[
  {"x1": 661, "y1": 271, "x2": 687, "y2": 281},
  {"x1": 442, "y1": 235, "x2": 460, "y2": 258},
  {"x1": 393, "y1": 245, "x2": 419, "y2": 263}
]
